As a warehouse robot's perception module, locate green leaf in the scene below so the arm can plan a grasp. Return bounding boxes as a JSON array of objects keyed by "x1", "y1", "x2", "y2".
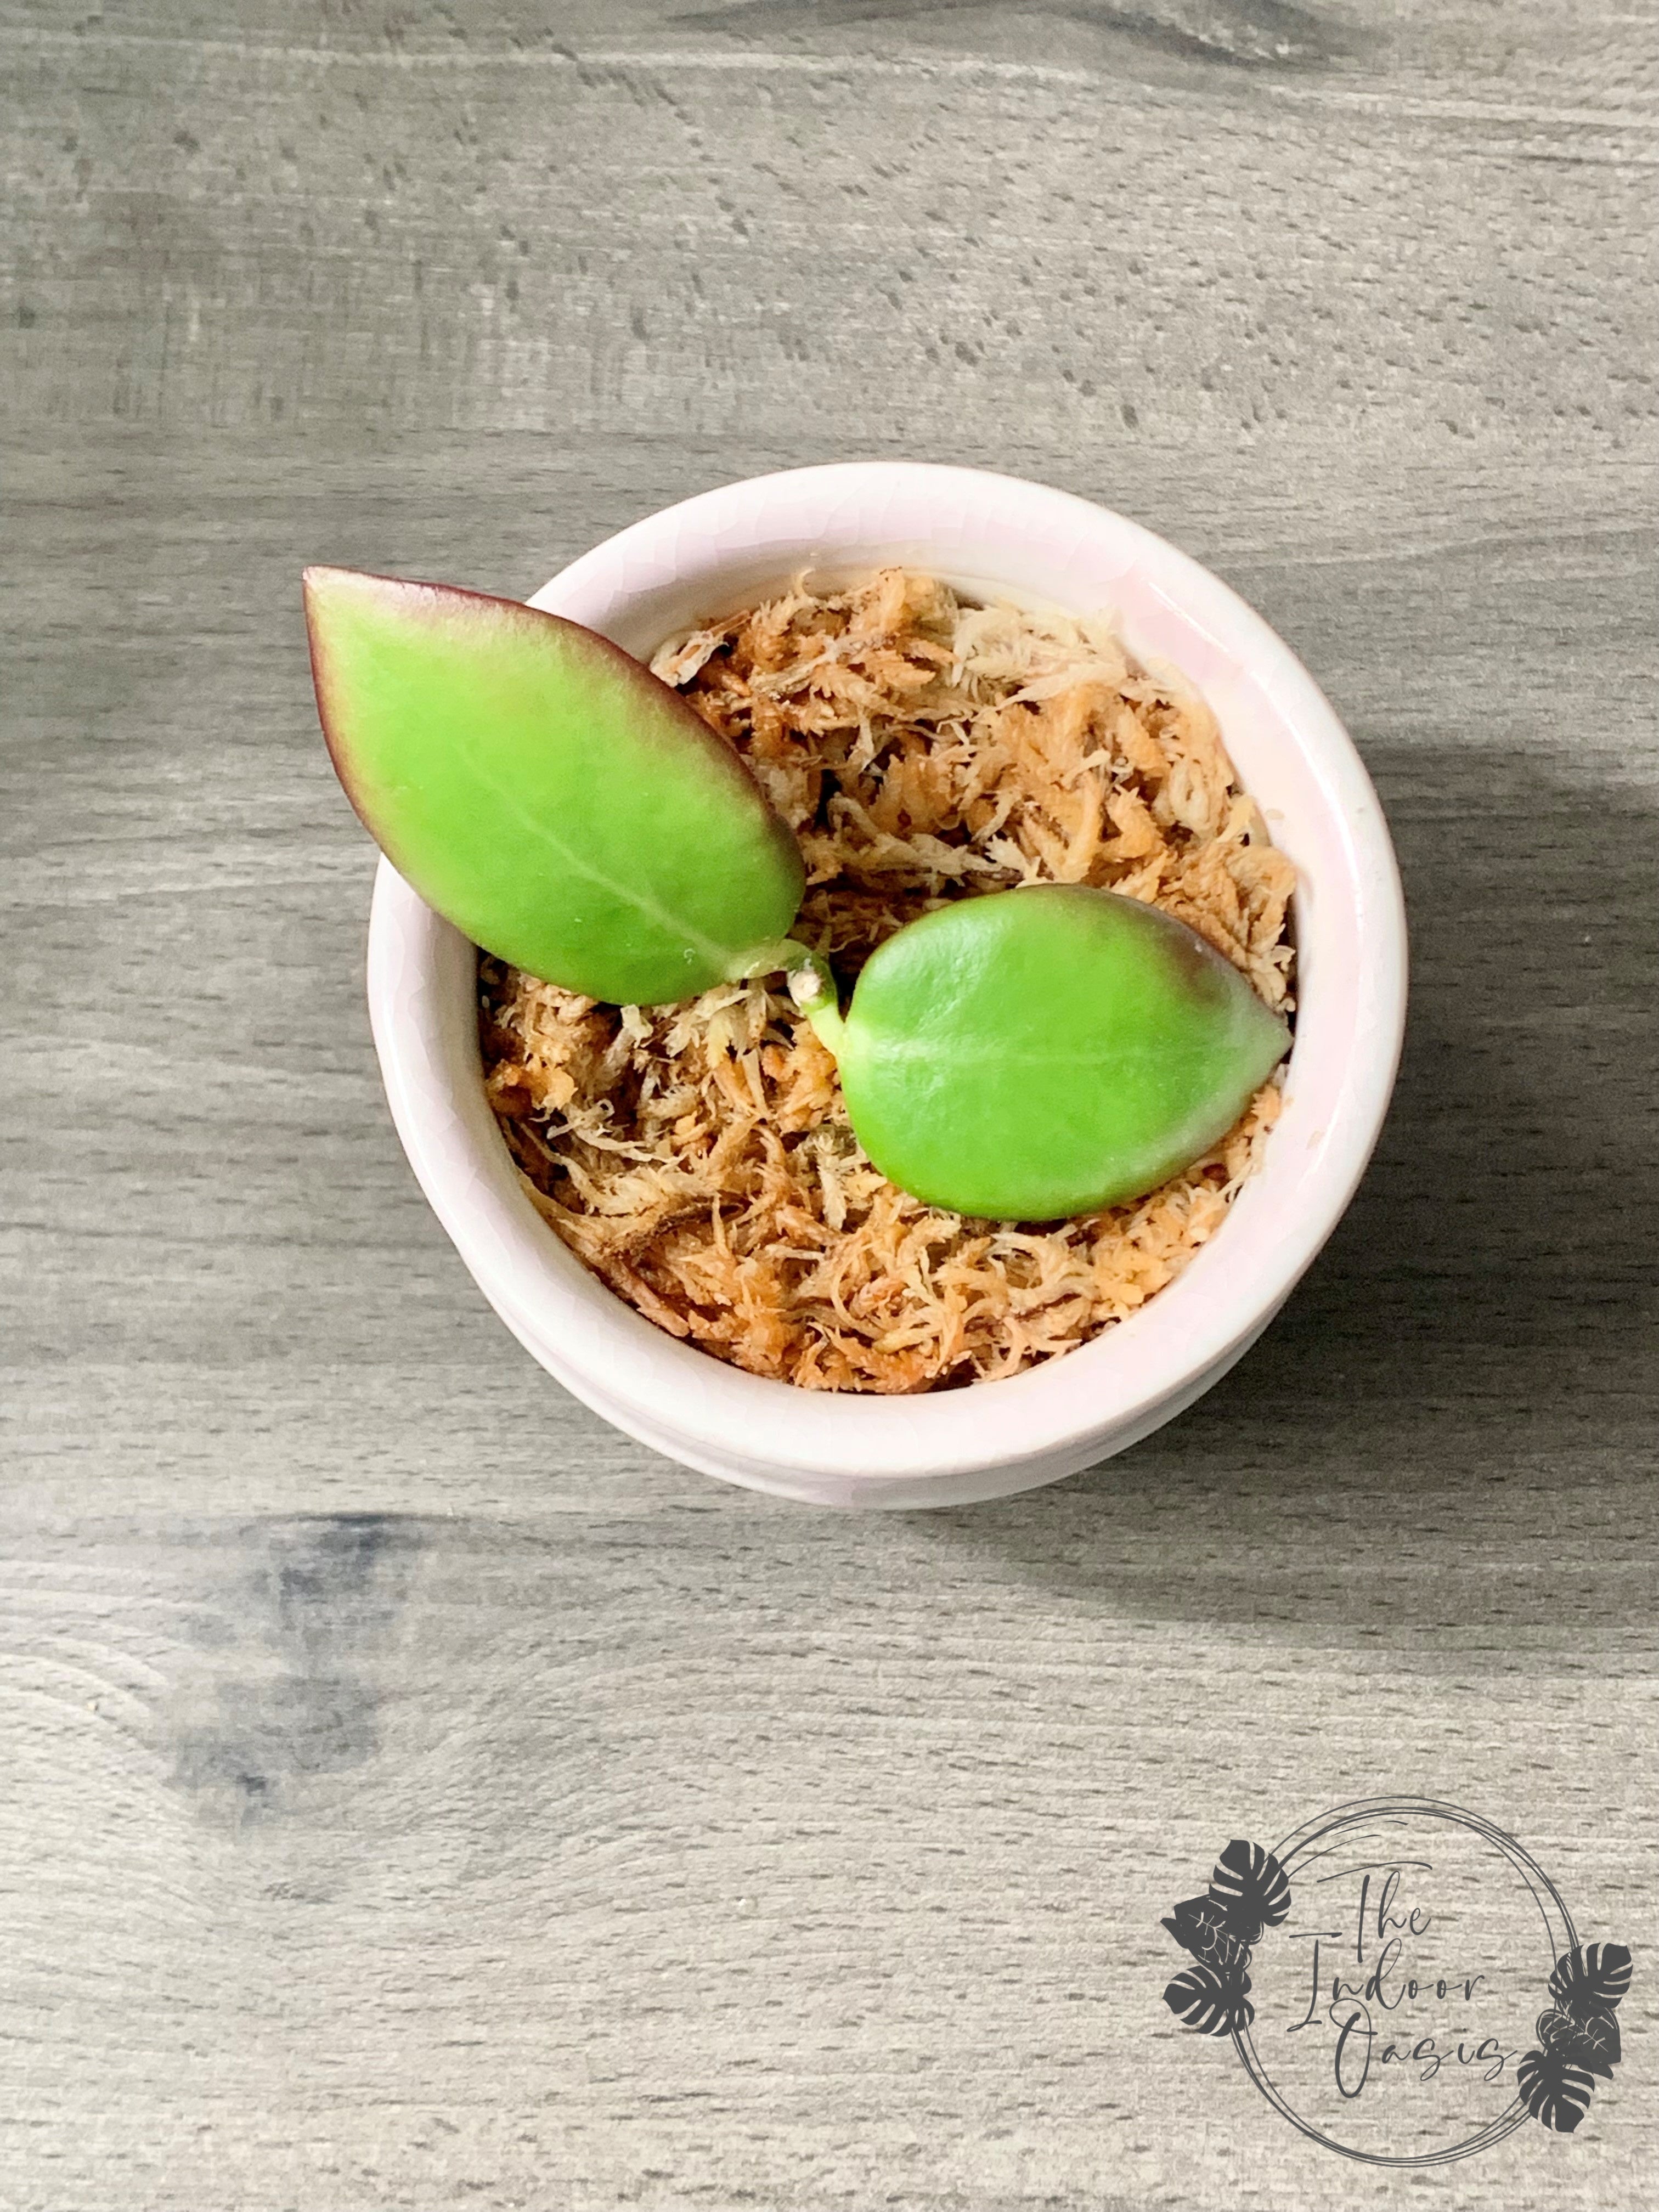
[
  {"x1": 832, "y1": 885, "x2": 1291, "y2": 1221},
  {"x1": 304, "y1": 567, "x2": 805, "y2": 1005}
]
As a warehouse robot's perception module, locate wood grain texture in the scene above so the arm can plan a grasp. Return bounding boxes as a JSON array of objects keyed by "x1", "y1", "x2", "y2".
[{"x1": 2, "y1": 3, "x2": 1657, "y2": 2206}]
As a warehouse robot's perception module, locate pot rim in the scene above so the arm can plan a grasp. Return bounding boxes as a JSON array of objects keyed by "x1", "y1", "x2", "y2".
[{"x1": 366, "y1": 461, "x2": 1408, "y2": 1490}]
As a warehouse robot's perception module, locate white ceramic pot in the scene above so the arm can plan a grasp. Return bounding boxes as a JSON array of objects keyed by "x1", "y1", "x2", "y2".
[{"x1": 365, "y1": 462, "x2": 1407, "y2": 1508}]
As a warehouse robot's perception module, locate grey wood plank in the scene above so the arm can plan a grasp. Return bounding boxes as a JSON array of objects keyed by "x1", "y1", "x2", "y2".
[{"x1": 2, "y1": 3, "x2": 1657, "y2": 2207}]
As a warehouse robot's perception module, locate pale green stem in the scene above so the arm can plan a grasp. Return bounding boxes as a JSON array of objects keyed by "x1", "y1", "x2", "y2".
[
  {"x1": 724, "y1": 938, "x2": 845, "y2": 1061},
  {"x1": 800, "y1": 995, "x2": 847, "y2": 1059}
]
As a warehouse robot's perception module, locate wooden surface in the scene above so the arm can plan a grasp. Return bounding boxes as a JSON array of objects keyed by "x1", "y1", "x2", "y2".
[{"x1": 3, "y1": 3, "x2": 1657, "y2": 2205}]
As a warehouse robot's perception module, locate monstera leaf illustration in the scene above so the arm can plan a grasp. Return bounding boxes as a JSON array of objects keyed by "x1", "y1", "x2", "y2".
[
  {"x1": 1517, "y1": 2046, "x2": 1595, "y2": 2133},
  {"x1": 1536, "y1": 2007, "x2": 1621, "y2": 2079},
  {"x1": 1163, "y1": 1961, "x2": 1255, "y2": 2037},
  {"x1": 1548, "y1": 1943, "x2": 1633, "y2": 2021},
  {"x1": 1205, "y1": 1839, "x2": 1292, "y2": 1944},
  {"x1": 1161, "y1": 1894, "x2": 1253, "y2": 1973}
]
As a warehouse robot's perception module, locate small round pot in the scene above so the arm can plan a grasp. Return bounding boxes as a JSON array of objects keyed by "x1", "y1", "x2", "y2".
[{"x1": 366, "y1": 462, "x2": 1407, "y2": 1509}]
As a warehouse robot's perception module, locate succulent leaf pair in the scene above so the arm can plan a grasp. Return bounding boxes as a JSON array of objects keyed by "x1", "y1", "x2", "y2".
[{"x1": 304, "y1": 567, "x2": 1291, "y2": 1222}]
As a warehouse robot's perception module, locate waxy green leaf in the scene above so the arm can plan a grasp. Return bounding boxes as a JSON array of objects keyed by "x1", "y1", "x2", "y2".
[
  {"x1": 823, "y1": 885, "x2": 1290, "y2": 1221},
  {"x1": 304, "y1": 567, "x2": 805, "y2": 1004}
]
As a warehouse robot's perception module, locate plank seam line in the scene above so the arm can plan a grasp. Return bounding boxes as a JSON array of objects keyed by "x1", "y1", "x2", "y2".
[{"x1": 3, "y1": 30, "x2": 1657, "y2": 137}]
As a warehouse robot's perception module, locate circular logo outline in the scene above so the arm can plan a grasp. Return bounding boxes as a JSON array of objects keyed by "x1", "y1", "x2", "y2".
[
  {"x1": 1160, "y1": 1795, "x2": 1631, "y2": 2167},
  {"x1": 1234, "y1": 1797, "x2": 1575, "y2": 2167}
]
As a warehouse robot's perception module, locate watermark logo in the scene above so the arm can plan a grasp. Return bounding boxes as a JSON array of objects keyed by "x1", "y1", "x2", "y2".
[{"x1": 1160, "y1": 1797, "x2": 1632, "y2": 2165}]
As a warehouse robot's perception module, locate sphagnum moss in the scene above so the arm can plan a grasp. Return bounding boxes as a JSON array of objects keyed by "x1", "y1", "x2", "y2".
[{"x1": 481, "y1": 568, "x2": 1294, "y2": 1393}]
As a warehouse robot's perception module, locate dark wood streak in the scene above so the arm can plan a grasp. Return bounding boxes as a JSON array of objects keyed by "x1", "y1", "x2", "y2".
[
  {"x1": 675, "y1": 0, "x2": 1365, "y2": 72},
  {"x1": 2, "y1": 3, "x2": 1656, "y2": 2206}
]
